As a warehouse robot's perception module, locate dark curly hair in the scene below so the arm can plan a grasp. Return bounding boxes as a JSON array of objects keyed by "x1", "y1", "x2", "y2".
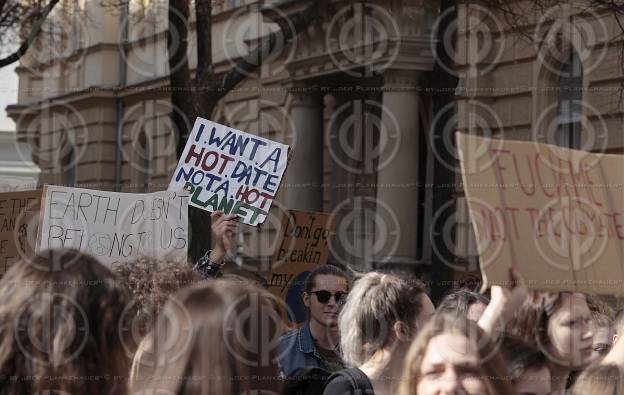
[{"x1": 114, "y1": 257, "x2": 203, "y2": 337}]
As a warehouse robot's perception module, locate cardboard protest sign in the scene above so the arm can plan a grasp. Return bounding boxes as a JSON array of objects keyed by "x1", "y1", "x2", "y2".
[
  {"x1": 267, "y1": 210, "x2": 336, "y2": 324},
  {"x1": 37, "y1": 186, "x2": 189, "y2": 268},
  {"x1": 0, "y1": 190, "x2": 41, "y2": 274},
  {"x1": 457, "y1": 132, "x2": 624, "y2": 295},
  {"x1": 169, "y1": 118, "x2": 290, "y2": 226}
]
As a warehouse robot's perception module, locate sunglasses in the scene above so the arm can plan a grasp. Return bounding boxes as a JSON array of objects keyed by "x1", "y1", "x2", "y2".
[{"x1": 309, "y1": 290, "x2": 347, "y2": 305}]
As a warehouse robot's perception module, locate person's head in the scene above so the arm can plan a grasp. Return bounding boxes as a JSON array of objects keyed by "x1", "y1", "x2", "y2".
[
  {"x1": 572, "y1": 363, "x2": 624, "y2": 395},
  {"x1": 222, "y1": 267, "x2": 269, "y2": 288},
  {"x1": 0, "y1": 248, "x2": 133, "y2": 395},
  {"x1": 114, "y1": 257, "x2": 203, "y2": 337},
  {"x1": 508, "y1": 292, "x2": 594, "y2": 370},
  {"x1": 135, "y1": 279, "x2": 283, "y2": 395},
  {"x1": 436, "y1": 289, "x2": 490, "y2": 321},
  {"x1": 302, "y1": 265, "x2": 349, "y2": 328},
  {"x1": 613, "y1": 308, "x2": 624, "y2": 344},
  {"x1": 501, "y1": 336, "x2": 551, "y2": 395},
  {"x1": 399, "y1": 313, "x2": 514, "y2": 395},
  {"x1": 339, "y1": 271, "x2": 434, "y2": 366},
  {"x1": 590, "y1": 311, "x2": 614, "y2": 363}
]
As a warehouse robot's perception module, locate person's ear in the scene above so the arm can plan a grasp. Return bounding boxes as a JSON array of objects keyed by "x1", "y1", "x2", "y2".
[
  {"x1": 303, "y1": 292, "x2": 310, "y2": 308},
  {"x1": 393, "y1": 321, "x2": 410, "y2": 342},
  {"x1": 613, "y1": 333, "x2": 619, "y2": 345}
]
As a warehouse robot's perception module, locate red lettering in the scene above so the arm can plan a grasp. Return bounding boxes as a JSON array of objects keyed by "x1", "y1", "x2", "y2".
[
  {"x1": 184, "y1": 144, "x2": 205, "y2": 166},
  {"x1": 491, "y1": 149, "x2": 510, "y2": 190},
  {"x1": 512, "y1": 154, "x2": 536, "y2": 196},
  {"x1": 534, "y1": 154, "x2": 556, "y2": 198}
]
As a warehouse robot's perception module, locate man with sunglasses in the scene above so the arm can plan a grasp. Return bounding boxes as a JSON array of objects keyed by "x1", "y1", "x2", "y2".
[{"x1": 278, "y1": 264, "x2": 350, "y2": 378}]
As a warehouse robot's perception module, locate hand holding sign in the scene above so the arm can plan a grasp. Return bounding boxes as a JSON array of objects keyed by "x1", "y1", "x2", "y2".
[
  {"x1": 478, "y1": 267, "x2": 528, "y2": 335},
  {"x1": 209, "y1": 211, "x2": 237, "y2": 262},
  {"x1": 169, "y1": 118, "x2": 290, "y2": 226}
]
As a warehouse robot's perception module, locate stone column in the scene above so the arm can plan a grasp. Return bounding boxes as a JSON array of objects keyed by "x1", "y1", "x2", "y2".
[
  {"x1": 375, "y1": 71, "x2": 421, "y2": 266},
  {"x1": 284, "y1": 86, "x2": 324, "y2": 211}
]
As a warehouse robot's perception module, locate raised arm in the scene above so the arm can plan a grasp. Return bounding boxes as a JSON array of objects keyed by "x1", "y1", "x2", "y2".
[
  {"x1": 193, "y1": 211, "x2": 237, "y2": 278},
  {"x1": 478, "y1": 267, "x2": 528, "y2": 336}
]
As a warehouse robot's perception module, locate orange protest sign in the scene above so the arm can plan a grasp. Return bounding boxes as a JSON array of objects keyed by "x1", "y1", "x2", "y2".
[
  {"x1": 267, "y1": 210, "x2": 336, "y2": 324},
  {"x1": 0, "y1": 189, "x2": 41, "y2": 275},
  {"x1": 457, "y1": 132, "x2": 624, "y2": 294}
]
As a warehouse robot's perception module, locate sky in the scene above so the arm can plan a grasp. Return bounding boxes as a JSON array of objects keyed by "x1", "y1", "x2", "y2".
[{"x1": 0, "y1": 63, "x2": 17, "y2": 131}]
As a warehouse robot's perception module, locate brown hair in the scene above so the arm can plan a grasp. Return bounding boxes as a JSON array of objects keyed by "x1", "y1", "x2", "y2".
[
  {"x1": 133, "y1": 280, "x2": 284, "y2": 395},
  {"x1": 0, "y1": 248, "x2": 133, "y2": 395},
  {"x1": 506, "y1": 291, "x2": 569, "y2": 348},
  {"x1": 572, "y1": 364, "x2": 624, "y2": 395},
  {"x1": 399, "y1": 313, "x2": 515, "y2": 395}
]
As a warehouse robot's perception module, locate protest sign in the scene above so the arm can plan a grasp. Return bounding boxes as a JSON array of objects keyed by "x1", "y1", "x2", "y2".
[
  {"x1": 37, "y1": 186, "x2": 189, "y2": 268},
  {"x1": 169, "y1": 118, "x2": 290, "y2": 226},
  {"x1": 0, "y1": 189, "x2": 41, "y2": 274},
  {"x1": 267, "y1": 210, "x2": 335, "y2": 324},
  {"x1": 457, "y1": 132, "x2": 624, "y2": 294}
]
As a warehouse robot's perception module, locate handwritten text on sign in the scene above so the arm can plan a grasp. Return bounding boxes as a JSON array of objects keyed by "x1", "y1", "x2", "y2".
[
  {"x1": 169, "y1": 118, "x2": 289, "y2": 226},
  {"x1": 0, "y1": 190, "x2": 40, "y2": 274},
  {"x1": 268, "y1": 210, "x2": 335, "y2": 324},
  {"x1": 38, "y1": 186, "x2": 189, "y2": 267},
  {"x1": 457, "y1": 133, "x2": 624, "y2": 295}
]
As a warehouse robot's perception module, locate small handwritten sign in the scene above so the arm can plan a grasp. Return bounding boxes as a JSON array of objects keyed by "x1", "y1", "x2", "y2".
[
  {"x1": 37, "y1": 186, "x2": 189, "y2": 267},
  {"x1": 169, "y1": 118, "x2": 289, "y2": 226}
]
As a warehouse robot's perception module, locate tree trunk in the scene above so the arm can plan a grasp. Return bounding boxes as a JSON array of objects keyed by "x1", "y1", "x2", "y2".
[
  {"x1": 429, "y1": 0, "x2": 459, "y2": 303},
  {"x1": 167, "y1": 0, "x2": 325, "y2": 263},
  {"x1": 168, "y1": 0, "x2": 212, "y2": 262}
]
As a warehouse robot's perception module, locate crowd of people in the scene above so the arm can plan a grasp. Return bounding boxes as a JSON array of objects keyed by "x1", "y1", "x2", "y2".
[{"x1": 0, "y1": 211, "x2": 623, "y2": 394}]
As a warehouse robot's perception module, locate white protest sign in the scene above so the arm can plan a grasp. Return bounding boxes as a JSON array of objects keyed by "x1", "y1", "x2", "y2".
[
  {"x1": 169, "y1": 118, "x2": 290, "y2": 226},
  {"x1": 37, "y1": 186, "x2": 189, "y2": 267}
]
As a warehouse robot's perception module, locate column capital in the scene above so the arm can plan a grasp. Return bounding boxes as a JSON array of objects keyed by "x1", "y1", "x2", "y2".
[
  {"x1": 382, "y1": 70, "x2": 421, "y2": 90},
  {"x1": 284, "y1": 82, "x2": 323, "y2": 107}
]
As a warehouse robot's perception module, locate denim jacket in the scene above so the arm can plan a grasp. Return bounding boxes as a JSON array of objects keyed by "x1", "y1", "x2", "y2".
[{"x1": 278, "y1": 322, "x2": 328, "y2": 378}]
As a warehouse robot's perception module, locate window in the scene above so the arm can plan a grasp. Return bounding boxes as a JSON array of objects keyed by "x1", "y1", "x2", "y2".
[
  {"x1": 555, "y1": 49, "x2": 583, "y2": 149},
  {"x1": 137, "y1": 130, "x2": 152, "y2": 192},
  {"x1": 61, "y1": 140, "x2": 76, "y2": 186}
]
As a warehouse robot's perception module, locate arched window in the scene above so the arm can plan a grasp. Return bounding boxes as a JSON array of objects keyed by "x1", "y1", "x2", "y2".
[{"x1": 555, "y1": 49, "x2": 583, "y2": 149}]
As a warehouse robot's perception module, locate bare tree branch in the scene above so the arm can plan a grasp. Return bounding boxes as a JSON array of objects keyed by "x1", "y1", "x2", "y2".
[{"x1": 0, "y1": 0, "x2": 61, "y2": 68}]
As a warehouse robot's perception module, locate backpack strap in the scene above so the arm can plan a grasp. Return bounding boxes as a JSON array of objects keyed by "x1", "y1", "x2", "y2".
[{"x1": 328, "y1": 367, "x2": 373, "y2": 393}]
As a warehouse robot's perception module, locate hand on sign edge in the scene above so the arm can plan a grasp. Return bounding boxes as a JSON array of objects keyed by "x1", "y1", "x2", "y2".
[
  {"x1": 209, "y1": 211, "x2": 237, "y2": 263},
  {"x1": 478, "y1": 267, "x2": 528, "y2": 336}
]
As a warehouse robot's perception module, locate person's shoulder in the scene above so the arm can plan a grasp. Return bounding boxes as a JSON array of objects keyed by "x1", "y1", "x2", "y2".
[
  {"x1": 280, "y1": 326, "x2": 301, "y2": 339},
  {"x1": 324, "y1": 368, "x2": 374, "y2": 395},
  {"x1": 322, "y1": 373, "x2": 356, "y2": 395},
  {"x1": 279, "y1": 326, "x2": 302, "y2": 352},
  {"x1": 279, "y1": 326, "x2": 301, "y2": 343}
]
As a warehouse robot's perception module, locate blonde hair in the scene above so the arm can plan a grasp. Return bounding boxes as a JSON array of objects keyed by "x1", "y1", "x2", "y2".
[
  {"x1": 399, "y1": 314, "x2": 514, "y2": 395},
  {"x1": 572, "y1": 363, "x2": 624, "y2": 395},
  {"x1": 129, "y1": 332, "x2": 153, "y2": 393},
  {"x1": 339, "y1": 271, "x2": 427, "y2": 366}
]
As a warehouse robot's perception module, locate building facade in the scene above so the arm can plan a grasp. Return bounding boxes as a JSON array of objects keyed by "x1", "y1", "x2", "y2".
[
  {"x1": 0, "y1": 130, "x2": 40, "y2": 192},
  {"x1": 8, "y1": 0, "x2": 622, "y2": 278}
]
